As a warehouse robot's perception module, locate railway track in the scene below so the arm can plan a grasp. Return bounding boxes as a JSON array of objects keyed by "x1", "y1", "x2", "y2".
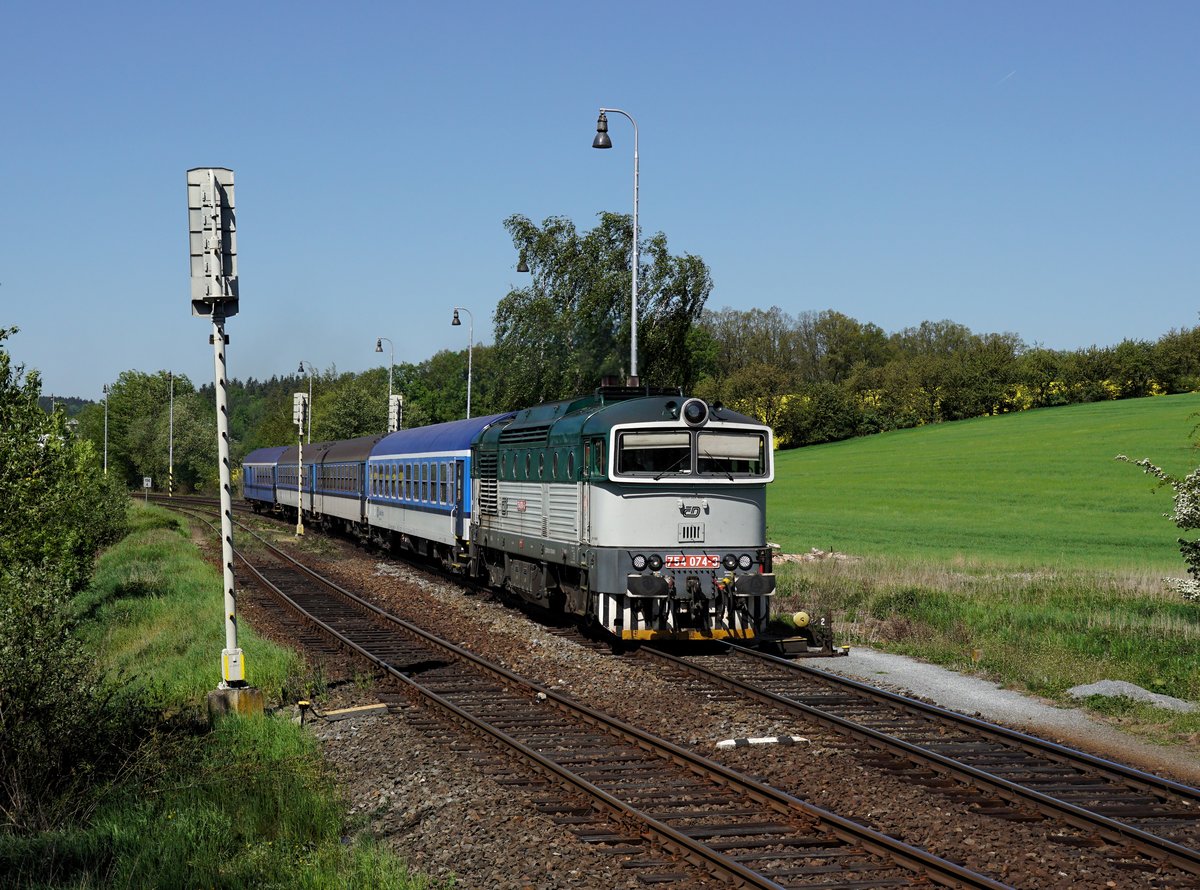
[
  {"x1": 635, "y1": 642, "x2": 1200, "y2": 877},
  {"x1": 176, "y1": 502, "x2": 1009, "y2": 888},
  {"x1": 162, "y1": 497, "x2": 1200, "y2": 883}
]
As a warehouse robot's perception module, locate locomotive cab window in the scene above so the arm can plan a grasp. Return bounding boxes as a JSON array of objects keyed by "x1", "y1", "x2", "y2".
[
  {"x1": 697, "y1": 430, "x2": 768, "y2": 477},
  {"x1": 617, "y1": 430, "x2": 691, "y2": 476}
]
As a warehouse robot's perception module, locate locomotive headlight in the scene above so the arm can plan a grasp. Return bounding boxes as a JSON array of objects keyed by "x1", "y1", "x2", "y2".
[
  {"x1": 647, "y1": 554, "x2": 664, "y2": 571},
  {"x1": 631, "y1": 554, "x2": 647, "y2": 571},
  {"x1": 681, "y1": 398, "x2": 709, "y2": 427},
  {"x1": 722, "y1": 553, "x2": 737, "y2": 570},
  {"x1": 738, "y1": 554, "x2": 753, "y2": 570}
]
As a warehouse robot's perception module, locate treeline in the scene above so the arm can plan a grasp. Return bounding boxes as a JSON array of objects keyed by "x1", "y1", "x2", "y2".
[
  {"x1": 693, "y1": 309, "x2": 1200, "y2": 447},
  {"x1": 71, "y1": 310, "x2": 1200, "y2": 496}
]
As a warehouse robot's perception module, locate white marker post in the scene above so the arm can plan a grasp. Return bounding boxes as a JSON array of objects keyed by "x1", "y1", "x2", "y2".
[
  {"x1": 188, "y1": 168, "x2": 260, "y2": 716},
  {"x1": 293, "y1": 392, "x2": 308, "y2": 535}
]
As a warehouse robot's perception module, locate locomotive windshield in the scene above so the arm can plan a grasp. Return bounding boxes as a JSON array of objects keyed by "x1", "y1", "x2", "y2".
[
  {"x1": 615, "y1": 428, "x2": 769, "y2": 479},
  {"x1": 697, "y1": 430, "x2": 768, "y2": 477},
  {"x1": 617, "y1": 431, "x2": 691, "y2": 474}
]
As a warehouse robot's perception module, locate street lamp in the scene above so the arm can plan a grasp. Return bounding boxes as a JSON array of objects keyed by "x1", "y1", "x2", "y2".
[
  {"x1": 593, "y1": 107, "x2": 639, "y2": 384},
  {"x1": 451, "y1": 307, "x2": 473, "y2": 419},
  {"x1": 375, "y1": 337, "x2": 395, "y2": 431},
  {"x1": 297, "y1": 360, "x2": 314, "y2": 443},
  {"x1": 102, "y1": 384, "x2": 109, "y2": 475},
  {"x1": 516, "y1": 252, "x2": 529, "y2": 273}
]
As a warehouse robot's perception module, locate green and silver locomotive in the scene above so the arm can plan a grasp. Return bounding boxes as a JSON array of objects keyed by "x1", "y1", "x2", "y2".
[{"x1": 469, "y1": 385, "x2": 775, "y2": 642}]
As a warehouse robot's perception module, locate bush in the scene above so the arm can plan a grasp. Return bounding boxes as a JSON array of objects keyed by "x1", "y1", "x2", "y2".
[
  {"x1": 0, "y1": 566, "x2": 149, "y2": 832},
  {"x1": 0, "y1": 327, "x2": 137, "y2": 833},
  {"x1": 1119, "y1": 455, "x2": 1200, "y2": 603}
]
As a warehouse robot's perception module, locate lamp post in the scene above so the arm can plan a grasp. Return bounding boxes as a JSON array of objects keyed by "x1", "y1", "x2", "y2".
[
  {"x1": 168, "y1": 372, "x2": 174, "y2": 497},
  {"x1": 298, "y1": 360, "x2": 314, "y2": 443},
  {"x1": 102, "y1": 384, "x2": 109, "y2": 475},
  {"x1": 451, "y1": 307, "x2": 473, "y2": 419},
  {"x1": 375, "y1": 337, "x2": 394, "y2": 430},
  {"x1": 593, "y1": 107, "x2": 639, "y2": 384}
]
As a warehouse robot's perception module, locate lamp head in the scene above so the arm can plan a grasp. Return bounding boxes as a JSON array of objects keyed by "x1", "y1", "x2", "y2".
[
  {"x1": 517, "y1": 253, "x2": 529, "y2": 273},
  {"x1": 297, "y1": 361, "x2": 305, "y2": 374},
  {"x1": 375, "y1": 338, "x2": 383, "y2": 352},
  {"x1": 592, "y1": 111, "x2": 612, "y2": 149},
  {"x1": 451, "y1": 309, "x2": 461, "y2": 327}
]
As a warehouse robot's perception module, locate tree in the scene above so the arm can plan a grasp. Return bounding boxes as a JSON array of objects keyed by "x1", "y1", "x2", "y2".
[
  {"x1": 776, "y1": 382, "x2": 862, "y2": 446},
  {"x1": 0, "y1": 327, "x2": 134, "y2": 830},
  {"x1": 1119, "y1": 455, "x2": 1200, "y2": 604},
  {"x1": 711, "y1": 362, "x2": 792, "y2": 429},
  {"x1": 313, "y1": 370, "x2": 387, "y2": 441},
  {"x1": 0, "y1": 327, "x2": 127, "y2": 587},
  {"x1": 812, "y1": 310, "x2": 892, "y2": 384},
  {"x1": 499, "y1": 212, "x2": 712, "y2": 406}
]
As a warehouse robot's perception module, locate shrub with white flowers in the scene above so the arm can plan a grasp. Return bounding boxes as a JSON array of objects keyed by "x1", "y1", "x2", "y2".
[{"x1": 1118, "y1": 455, "x2": 1200, "y2": 603}]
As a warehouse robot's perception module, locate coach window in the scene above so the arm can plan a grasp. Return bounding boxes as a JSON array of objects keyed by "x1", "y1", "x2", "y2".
[
  {"x1": 440, "y1": 463, "x2": 449, "y2": 503},
  {"x1": 552, "y1": 452, "x2": 559, "y2": 479}
]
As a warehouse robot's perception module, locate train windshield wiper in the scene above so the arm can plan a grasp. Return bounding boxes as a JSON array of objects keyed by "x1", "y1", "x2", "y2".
[
  {"x1": 653, "y1": 454, "x2": 691, "y2": 481},
  {"x1": 702, "y1": 450, "x2": 734, "y2": 481}
]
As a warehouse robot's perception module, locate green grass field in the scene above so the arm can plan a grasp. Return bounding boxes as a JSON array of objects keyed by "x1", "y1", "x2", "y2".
[
  {"x1": 766, "y1": 395, "x2": 1200, "y2": 744},
  {"x1": 769, "y1": 392, "x2": 1200, "y2": 570}
]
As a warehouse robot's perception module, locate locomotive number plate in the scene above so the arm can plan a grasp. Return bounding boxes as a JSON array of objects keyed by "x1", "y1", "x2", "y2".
[{"x1": 664, "y1": 554, "x2": 720, "y2": 569}]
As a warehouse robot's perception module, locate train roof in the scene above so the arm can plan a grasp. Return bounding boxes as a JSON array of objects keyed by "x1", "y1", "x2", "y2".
[
  {"x1": 371, "y1": 412, "x2": 516, "y2": 458},
  {"x1": 243, "y1": 445, "x2": 289, "y2": 465},
  {"x1": 320, "y1": 435, "x2": 384, "y2": 463},
  {"x1": 277, "y1": 441, "x2": 334, "y2": 464},
  {"x1": 481, "y1": 391, "x2": 767, "y2": 450},
  {"x1": 579, "y1": 397, "x2": 764, "y2": 435}
]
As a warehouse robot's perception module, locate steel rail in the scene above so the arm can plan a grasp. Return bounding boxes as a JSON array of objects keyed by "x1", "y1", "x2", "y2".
[
  {"x1": 731, "y1": 641, "x2": 1200, "y2": 802},
  {"x1": 640, "y1": 642, "x2": 1200, "y2": 875}
]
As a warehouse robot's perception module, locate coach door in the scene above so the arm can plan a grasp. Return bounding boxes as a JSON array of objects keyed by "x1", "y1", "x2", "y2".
[
  {"x1": 453, "y1": 459, "x2": 466, "y2": 539},
  {"x1": 580, "y1": 443, "x2": 592, "y2": 545}
]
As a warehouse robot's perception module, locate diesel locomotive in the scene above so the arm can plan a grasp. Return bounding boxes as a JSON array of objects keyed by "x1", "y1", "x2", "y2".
[{"x1": 243, "y1": 384, "x2": 777, "y2": 643}]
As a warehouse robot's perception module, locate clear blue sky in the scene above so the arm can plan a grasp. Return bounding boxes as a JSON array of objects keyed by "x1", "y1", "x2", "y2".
[{"x1": 3, "y1": 1, "x2": 1197, "y2": 400}]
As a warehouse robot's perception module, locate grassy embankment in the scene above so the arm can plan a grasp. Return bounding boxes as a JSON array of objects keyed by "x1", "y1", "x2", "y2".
[
  {"x1": 2, "y1": 504, "x2": 441, "y2": 889},
  {"x1": 768, "y1": 393, "x2": 1200, "y2": 747}
]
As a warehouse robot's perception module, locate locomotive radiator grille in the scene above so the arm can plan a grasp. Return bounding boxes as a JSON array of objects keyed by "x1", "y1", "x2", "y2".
[
  {"x1": 478, "y1": 453, "x2": 499, "y2": 515},
  {"x1": 678, "y1": 522, "x2": 705, "y2": 543}
]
